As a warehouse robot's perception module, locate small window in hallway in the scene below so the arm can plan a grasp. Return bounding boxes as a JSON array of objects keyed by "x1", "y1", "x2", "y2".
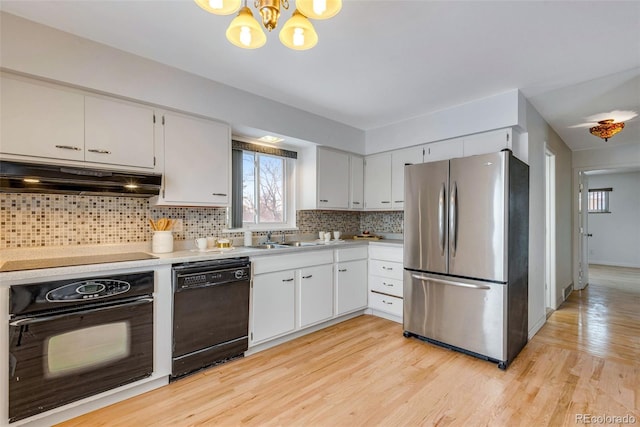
[{"x1": 588, "y1": 187, "x2": 612, "y2": 213}]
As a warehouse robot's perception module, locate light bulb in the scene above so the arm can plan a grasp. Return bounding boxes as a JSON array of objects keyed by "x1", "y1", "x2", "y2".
[
  {"x1": 293, "y1": 27, "x2": 305, "y2": 46},
  {"x1": 208, "y1": 0, "x2": 223, "y2": 9},
  {"x1": 313, "y1": 0, "x2": 327, "y2": 15},
  {"x1": 240, "y1": 26, "x2": 252, "y2": 46}
]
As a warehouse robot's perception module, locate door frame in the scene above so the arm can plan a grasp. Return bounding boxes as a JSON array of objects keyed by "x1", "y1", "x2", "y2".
[
  {"x1": 544, "y1": 146, "x2": 557, "y2": 308},
  {"x1": 572, "y1": 162, "x2": 640, "y2": 291}
]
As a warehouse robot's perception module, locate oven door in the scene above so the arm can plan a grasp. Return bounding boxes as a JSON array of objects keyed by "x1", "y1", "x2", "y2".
[{"x1": 8, "y1": 297, "x2": 153, "y2": 423}]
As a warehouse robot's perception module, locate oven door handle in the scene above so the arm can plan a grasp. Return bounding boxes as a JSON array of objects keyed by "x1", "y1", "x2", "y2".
[{"x1": 9, "y1": 297, "x2": 153, "y2": 327}]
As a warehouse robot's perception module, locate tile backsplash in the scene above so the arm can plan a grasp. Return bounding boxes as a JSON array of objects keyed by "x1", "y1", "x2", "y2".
[{"x1": 0, "y1": 193, "x2": 403, "y2": 248}]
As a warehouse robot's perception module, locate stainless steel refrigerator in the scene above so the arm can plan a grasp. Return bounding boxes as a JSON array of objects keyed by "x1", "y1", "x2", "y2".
[{"x1": 403, "y1": 150, "x2": 529, "y2": 369}]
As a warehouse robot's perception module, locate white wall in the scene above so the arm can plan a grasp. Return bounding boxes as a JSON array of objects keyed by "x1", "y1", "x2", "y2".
[
  {"x1": 0, "y1": 12, "x2": 366, "y2": 154},
  {"x1": 524, "y1": 97, "x2": 573, "y2": 336},
  {"x1": 364, "y1": 89, "x2": 523, "y2": 154},
  {"x1": 587, "y1": 171, "x2": 640, "y2": 268}
]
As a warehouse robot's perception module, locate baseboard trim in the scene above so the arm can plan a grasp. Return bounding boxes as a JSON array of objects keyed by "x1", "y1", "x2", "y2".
[
  {"x1": 528, "y1": 315, "x2": 546, "y2": 340},
  {"x1": 589, "y1": 261, "x2": 640, "y2": 269}
]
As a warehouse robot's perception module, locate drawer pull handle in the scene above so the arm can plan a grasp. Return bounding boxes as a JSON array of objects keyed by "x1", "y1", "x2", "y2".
[
  {"x1": 87, "y1": 148, "x2": 112, "y2": 154},
  {"x1": 338, "y1": 269, "x2": 347, "y2": 272},
  {"x1": 282, "y1": 278, "x2": 294, "y2": 282},
  {"x1": 352, "y1": 202, "x2": 361, "y2": 205},
  {"x1": 382, "y1": 266, "x2": 393, "y2": 271},
  {"x1": 382, "y1": 282, "x2": 393, "y2": 287},
  {"x1": 302, "y1": 275, "x2": 313, "y2": 279},
  {"x1": 381, "y1": 201, "x2": 391, "y2": 204},
  {"x1": 382, "y1": 300, "x2": 393, "y2": 305},
  {"x1": 394, "y1": 200, "x2": 403, "y2": 203},
  {"x1": 320, "y1": 199, "x2": 329, "y2": 202},
  {"x1": 55, "y1": 145, "x2": 82, "y2": 151},
  {"x1": 212, "y1": 193, "x2": 227, "y2": 196}
]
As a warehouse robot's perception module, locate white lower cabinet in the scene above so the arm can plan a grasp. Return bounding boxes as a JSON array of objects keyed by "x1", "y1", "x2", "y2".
[
  {"x1": 299, "y1": 264, "x2": 334, "y2": 327},
  {"x1": 368, "y1": 244, "x2": 404, "y2": 323},
  {"x1": 335, "y1": 246, "x2": 368, "y2": 315},
  {"x1": 251, "y1": 270, "x2": 296, "y2": 343},
  {"x1": 250, "y1": 246, "x2": 369, "y2": 347}
]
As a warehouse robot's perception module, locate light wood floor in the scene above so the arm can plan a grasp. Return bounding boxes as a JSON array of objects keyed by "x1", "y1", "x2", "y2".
[
  {"x1": 589, "y1": 264, "x2": 640, "y2": 294},
  {"x1": 58, "y1": 285, "x2": 639, "y2": 427}
]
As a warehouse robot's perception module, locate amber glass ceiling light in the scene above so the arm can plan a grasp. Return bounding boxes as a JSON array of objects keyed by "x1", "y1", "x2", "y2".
[
  {"x1": 589, "y1": 119, "x2": 625, "y2": 142},
  {"x1": 194, "y1": 0, "x2": 341, "y2": 50}
]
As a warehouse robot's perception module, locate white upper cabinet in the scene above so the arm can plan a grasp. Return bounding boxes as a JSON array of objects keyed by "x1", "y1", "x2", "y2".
[
  {"x1": 462, "y1": 128, "x2": 512, "y2": 157},
  {"x1": 1, "y1": 76, "x2": 85, "y2": 161},
  {"x1": 423, "y1": 137, "x2": 464, "y2": 163},
  {"x1": 364, "y1": 152, "x2": 392, "y2": 209},
  {"x1": 154, "y1": 112, "x2": 231, "y2": 207},
  {"x1": 349, "y1": 155, "x2": 364, "y2": 209},
  {"x1": 84, "y1": 96, "x2": 155, "y2": 168},
  {"x1": 298, "y1": 146, "x2": 362, "y2": 210},
  {"x1": 317, "y1": 147, "x2": 350, "y2": 209},
  {"x1": 0, "y1": 75, "x2": 157, "y2": 171},
  {"x1": 391, "y1": 146, "x2": 424, "y2": 210}
]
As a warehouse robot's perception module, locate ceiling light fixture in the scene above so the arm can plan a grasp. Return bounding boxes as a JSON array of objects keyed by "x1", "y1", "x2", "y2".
[
  {"x1": 589, "y1": 119, "x2": 625, "y2": 142},
  {"x1": 258, "y1": 135, "x2": 284, "y2": 143},
  {"x1": 194, "y1": 0, "x2": 341, "y2": 50}
]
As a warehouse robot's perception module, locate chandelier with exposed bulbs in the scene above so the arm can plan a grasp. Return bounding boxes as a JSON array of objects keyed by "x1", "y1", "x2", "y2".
[{"x1": 194, "y1": 0, "x2": 342, "y2": 50}]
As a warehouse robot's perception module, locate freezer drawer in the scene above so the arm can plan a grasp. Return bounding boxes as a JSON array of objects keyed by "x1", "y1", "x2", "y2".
[{"x1": 403, "y1": 270, "x2": 506, "y2": 362}]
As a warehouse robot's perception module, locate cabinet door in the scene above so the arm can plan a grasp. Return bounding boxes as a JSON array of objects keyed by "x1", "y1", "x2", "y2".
[
  {"x1": 162, "y1": 113, "x2": 231, "y2": 206},
  {"x1": 336, "y1": 259, "x2": 368, "y2": 315},
  {"x1": 350, "y1": 155, "x2": 364, "y2": 209},
  {"x1": 84, "y1": 96, "x2": 155, "y2": 168},
  {"x1": 364, "y1": 153, "x2": 392, "y2": 209},
  {"x1": 251, "y1": 270, "x2": 296, "y2": 343},
  {"x1": 462, "y1": 129, "x2": 512, "y2": 157},
  {"x1": 424, "y1": 138, "x2": 463, "y2": 163},
  {"x1": 391, "y1": 146, "x2": 424, "y2": 210},
  {"x1": 317, "y1": 148, "x2": 349, "y2": 209},
  {"x1": 1, "y1": 77, "x2": 85, "y2": 161},
  {"x1": 299, "y1": 264, "x2": 334, "y2": 327}
]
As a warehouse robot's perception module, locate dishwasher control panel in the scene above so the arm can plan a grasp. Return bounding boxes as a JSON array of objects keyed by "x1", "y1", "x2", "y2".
[{"x1": 175, "y1": 266, "x2": 250, "y2": 290}]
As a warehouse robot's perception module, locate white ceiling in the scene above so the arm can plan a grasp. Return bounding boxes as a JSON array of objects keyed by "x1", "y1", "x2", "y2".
[{"x1": 1, "y1": 0, "x2": 639, "y2": 151}]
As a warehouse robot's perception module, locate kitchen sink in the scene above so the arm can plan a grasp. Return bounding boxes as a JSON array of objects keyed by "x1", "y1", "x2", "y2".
[
  {"x1": 249, "y1": 241, "x2": 322, "y2": 249},
  {"x1": 282, "y1": 241, "x2": 322, "y2": 247},
  {"x1": 249, "y1": 244, "x2": 287, "y2": 249}
]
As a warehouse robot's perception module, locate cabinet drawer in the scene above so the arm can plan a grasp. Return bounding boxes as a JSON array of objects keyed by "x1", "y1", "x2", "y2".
[
  {"x1": 369, "y1": 291, "x2": 403, "y2": 318},
  {"x1": 369, "y1": 276, "x2": 403, "y2": 298},
  {"x1": 252, "y1": 250, "x2": 333, "y2": 275},
  {"x1": 335, "y1": 246, "x2": 368, "y2": 262},
  {"x1": 369, "y1": 259, "x2": 403, "y2": 280},
  {"x1": 368, "y1": 245, "x2": 403, "y2": 263}
]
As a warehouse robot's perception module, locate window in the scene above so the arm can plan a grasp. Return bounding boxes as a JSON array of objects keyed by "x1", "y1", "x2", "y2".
[
  {"x1": 242, "y1": 151, "x2": 286, "y2": 224},
  {"x1": 588, "y1": 188, "x2": 612, "y2": 213},
  {"x1": 230, "y1": 141, "x2": 297, "y2": 230}
]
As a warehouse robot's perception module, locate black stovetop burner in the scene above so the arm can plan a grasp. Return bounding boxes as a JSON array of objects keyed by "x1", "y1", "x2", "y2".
[{"x1": 0, "y1": 252, "x2": 158, "y2": 272}]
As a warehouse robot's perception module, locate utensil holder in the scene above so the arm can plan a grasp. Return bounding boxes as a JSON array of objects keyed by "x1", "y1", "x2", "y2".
[{"x1": 152, "y1": 231, "x2": 174, "y2": 253}]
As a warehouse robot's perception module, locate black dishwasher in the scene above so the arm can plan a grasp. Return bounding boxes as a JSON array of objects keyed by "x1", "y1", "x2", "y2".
[{"x1": 171, "y1": 257, "x2": 250, "y2": 380}]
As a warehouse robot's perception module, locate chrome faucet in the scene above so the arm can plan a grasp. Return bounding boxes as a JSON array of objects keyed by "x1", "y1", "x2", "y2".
[{"x1": 265, "y1": 230, "x2": 273, "y2": 243}]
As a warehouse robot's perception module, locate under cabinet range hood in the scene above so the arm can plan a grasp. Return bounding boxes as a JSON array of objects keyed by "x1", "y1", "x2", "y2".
[{"x1": 0, "y1": 161, "x2": 162, "y2": 197}]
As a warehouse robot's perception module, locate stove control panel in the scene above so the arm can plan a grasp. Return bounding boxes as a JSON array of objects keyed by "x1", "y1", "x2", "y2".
[{"x1": 46, "y1": 279, "x2": 131, "y2": 302}]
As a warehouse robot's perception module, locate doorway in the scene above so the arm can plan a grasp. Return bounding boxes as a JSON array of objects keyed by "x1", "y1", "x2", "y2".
[{"x1": 544, "y1": 147, "x2": 556, "y2": 313}]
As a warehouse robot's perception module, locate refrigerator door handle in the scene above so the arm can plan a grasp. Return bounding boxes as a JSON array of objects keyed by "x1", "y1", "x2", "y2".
[
  {"x1": 410, "y1": 274, "x2": 491, "y2": 290},
  {"x1": 449, "y1": 182, "x2": 458, "y2": 256},
  {"x1": 438, "y1": 183, "x2": 446, "y2": 255}
]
